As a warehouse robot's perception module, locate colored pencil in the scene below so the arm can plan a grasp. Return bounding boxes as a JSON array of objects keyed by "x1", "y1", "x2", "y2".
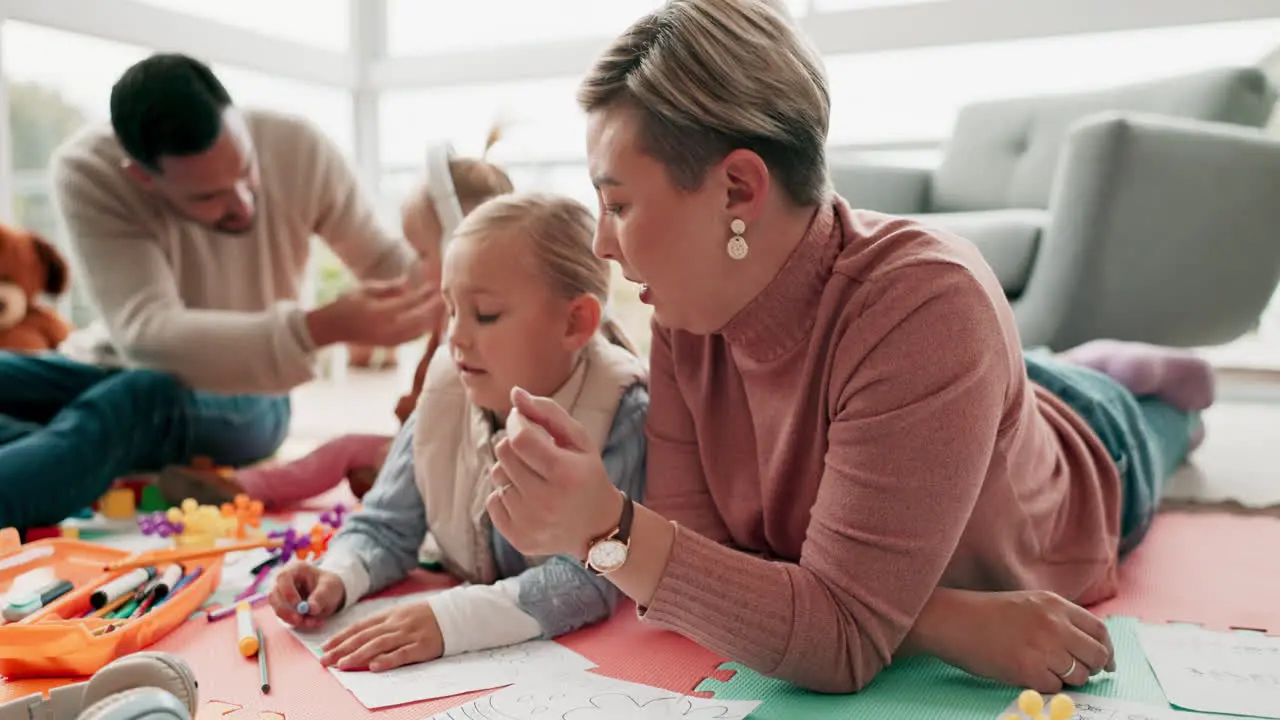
[
  {"x1": 104, "y1": 539, "x2": 283, "y2": 572},
  {"x1": 257, "y1": 628, "x2": 270, "y2": 693},
  {"x1": 207, "y1": 591, "x2": 268, "y2": 621}
]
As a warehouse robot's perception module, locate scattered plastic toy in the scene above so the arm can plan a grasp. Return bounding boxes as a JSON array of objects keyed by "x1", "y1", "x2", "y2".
[
  {"x1": 1003, "y1": 689, "x2": 1075, "y2": 720},
  {"x1": 320, "y1": 504, "x2": 349, "y2": 530},
  {"x1": 266, "y1": 528, "x2": 313, "y2": 564},
  {"x1": 220, "y1": 494, "x2": 265, "y2": 539},
  {"x1": 138, "y1": 511, "x2": 184, "y2": 538}
]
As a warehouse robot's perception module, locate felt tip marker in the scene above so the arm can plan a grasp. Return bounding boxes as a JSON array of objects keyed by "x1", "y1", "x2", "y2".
[
  {"x1": 296, "y1": 601, "x2": 310, "y2": 616},
  {"x1": 90, "y1": 567, "x2": 156, "y2": 609},
  {"x1": 2, "y1": 579, "x2": 74, "y2": 622},
  {"x1": 236, "y1": 602, "x2": 259, "y2": 657},
  {"x1": 151, "y1": 563, "x2": 184, "y2": 601}
]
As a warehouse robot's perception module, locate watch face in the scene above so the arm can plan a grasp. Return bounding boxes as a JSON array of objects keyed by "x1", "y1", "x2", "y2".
[{"x1": 588, "y1": 539, "x2": 628, "y2": 572}]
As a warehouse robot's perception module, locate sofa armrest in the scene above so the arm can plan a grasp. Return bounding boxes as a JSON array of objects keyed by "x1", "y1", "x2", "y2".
[
  {"x1": 1017, "y1": 111, "x2": 1280, "y2": 349},
  {"x1": 828, "y1": 162, "x2": 932, "y2": 215}
]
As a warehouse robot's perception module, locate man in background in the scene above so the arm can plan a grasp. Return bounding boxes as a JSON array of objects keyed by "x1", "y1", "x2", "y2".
[{"x1": 0, "y1": 53, "x2": 437, "y2": 532}]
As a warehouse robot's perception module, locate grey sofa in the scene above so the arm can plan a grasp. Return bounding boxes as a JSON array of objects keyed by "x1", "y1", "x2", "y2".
[{"x1": 831, "y1": 67, "x2": 1280, "y2": 351}]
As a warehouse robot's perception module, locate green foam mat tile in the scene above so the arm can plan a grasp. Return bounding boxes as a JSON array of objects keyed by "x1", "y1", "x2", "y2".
[{"x1": 695, "y1": 617, "x2": 1169, "y2": 719}]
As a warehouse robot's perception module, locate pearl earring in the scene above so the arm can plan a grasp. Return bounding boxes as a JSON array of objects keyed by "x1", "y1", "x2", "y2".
[{"x1": 727, "y1": 218, "x2": 748, "y2": 260}]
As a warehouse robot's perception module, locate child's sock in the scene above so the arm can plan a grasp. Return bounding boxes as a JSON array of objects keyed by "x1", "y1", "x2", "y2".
[
  {"x1": 234, "y1": 434, "x2": 391, "y2": 507},
  {"x1": 1061, "y1": 340, "x2": 1216, "y2": 412}
]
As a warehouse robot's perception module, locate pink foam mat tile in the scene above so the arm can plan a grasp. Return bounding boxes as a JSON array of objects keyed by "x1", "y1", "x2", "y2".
[
  {"x1": 153, "y1": 571, "x2": 726, "y2": 719},
  {"x1": 12, "y1": 508, "x2": 1273, "y2": 716},
  {"x1": 1089, "y1": 510, "x2": 1280, "y2": 633}
]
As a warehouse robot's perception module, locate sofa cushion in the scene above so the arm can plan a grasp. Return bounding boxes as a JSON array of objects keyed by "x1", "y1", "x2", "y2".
[
  {"x1": 930, "y1": 66, "x2": 1276, "y2": 213},
  {"x1": 908, "y1": 209, "x2": 1045, "y2": 298}
]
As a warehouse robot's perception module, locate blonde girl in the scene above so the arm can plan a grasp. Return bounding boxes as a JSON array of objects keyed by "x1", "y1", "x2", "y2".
[{"x1": 268, "y1": 193, "x2": 649, "y2": 671}]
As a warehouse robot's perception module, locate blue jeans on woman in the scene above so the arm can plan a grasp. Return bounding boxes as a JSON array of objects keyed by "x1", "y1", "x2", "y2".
[
  {"x1": 0, "y1": 352, "x2": 290, "y2": 532},
  {"x1": 1024, "y1": 349, "x2": 1199, "y2": 557}
]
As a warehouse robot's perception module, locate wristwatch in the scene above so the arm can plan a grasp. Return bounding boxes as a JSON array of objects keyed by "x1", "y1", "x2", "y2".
[{"x1": 585, "y1": 492, "x2": 634, "y2": 575}]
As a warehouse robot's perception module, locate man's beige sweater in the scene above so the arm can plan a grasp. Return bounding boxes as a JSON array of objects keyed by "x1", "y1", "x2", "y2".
[{"x1": 50, "y1": 109, "x2": 415, "y2": 395}]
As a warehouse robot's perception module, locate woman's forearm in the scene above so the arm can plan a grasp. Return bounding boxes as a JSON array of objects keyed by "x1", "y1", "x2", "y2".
[
  {"x1": 604, "y1": 503, "x2": 677, "y2": 607},
  {"x1": 897, "y1": 587, "x2": 978, "y2": 662}
]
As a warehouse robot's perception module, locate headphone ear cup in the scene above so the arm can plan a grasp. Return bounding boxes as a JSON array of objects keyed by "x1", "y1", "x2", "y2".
[
  {"x1": 425, "y1": 142, "x2": 464, "y2": 241},
  {"x1": 81, "y1": 653, "x2": 198, "y2": 717},
  {"x1": 78, "y1": 687, "x2": 189, "y2": 720}
]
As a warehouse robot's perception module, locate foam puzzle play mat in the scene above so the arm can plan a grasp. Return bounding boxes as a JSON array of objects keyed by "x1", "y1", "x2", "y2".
[{"x1": 2, "y1": 474, "x2": 1278, "y2": 719}]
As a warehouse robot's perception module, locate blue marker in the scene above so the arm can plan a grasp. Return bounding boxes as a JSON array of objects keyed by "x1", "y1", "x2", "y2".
[{"x1": 296, "y1": 601, "x2": 310, "y2": 615}]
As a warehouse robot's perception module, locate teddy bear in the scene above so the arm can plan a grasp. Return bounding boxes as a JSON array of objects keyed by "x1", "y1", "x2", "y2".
[{"x1": 0, "y1": 223, "x2": 72, "y2": 353}]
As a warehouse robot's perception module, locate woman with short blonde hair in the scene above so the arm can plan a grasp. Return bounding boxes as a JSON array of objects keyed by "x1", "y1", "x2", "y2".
[{"x1": 489, "y1": 0, "x2": 1213, "y2": 695}]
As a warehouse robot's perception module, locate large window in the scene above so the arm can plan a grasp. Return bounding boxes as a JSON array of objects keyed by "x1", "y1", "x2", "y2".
[
  {"x1": 213, "y1": 65, "x2": 355, "y2": 158},
  {"x1": 379, "y1": 75, "x2": 583, "y2": 168},
  {"x1": 386, "y1": 1, "x2": 660, "y2": 57},
  {"x1": 132, "y1": 0, "x2": 350, "y2": 51},
  {"x1": 824, "y1": 18, "x2": 1280, "y2": 145},
  {"x1": 813, "y1": 0, "x2": 942, "y2": 9},
  {"x1": 3, "y1": 23, "x2": 150, "y2": 325}
]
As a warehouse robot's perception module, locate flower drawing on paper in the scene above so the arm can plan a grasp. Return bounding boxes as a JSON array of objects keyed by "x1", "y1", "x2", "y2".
[{"x1": 563, "y1": 693, "x2": 742, "y2": 720}]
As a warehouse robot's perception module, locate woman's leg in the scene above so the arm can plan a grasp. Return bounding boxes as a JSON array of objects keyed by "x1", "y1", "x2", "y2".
[
  {"x1": 1025, "y1": 342, "x2": 1213, "y2": 555},
  {"x1": 1060, "y1": 340, "x2": 1215, "y2": 415}
]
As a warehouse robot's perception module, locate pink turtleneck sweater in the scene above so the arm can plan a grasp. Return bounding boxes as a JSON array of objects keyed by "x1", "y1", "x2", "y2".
[{"x1": 639, "y1": 198, "x2": 1122, "y2": 693}]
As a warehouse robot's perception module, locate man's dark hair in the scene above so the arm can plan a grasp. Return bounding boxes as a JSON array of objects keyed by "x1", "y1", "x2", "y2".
[{"x1": 110, "y1": 53, "x2": 233, "y2": 172}]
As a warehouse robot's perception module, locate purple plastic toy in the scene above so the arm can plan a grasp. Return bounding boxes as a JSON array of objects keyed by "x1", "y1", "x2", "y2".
[
  {"x1": 267, "y1": 527, "x2": 313, "y2": 564},
  {"x1": 320, "y1": 504, "x2": 349, "y2": 530},
  {"x1": 138, "y1": 511, "x2": 183, "y2": 538}
]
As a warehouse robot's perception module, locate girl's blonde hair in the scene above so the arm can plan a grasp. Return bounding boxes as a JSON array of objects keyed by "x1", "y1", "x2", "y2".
[
  {"x1": 577, "y1": 0, "x2": 830, "y2": 206},
  {"x1": 453, "y1": 192, "x2": 638, "y2": 356},
  {"x1": 441, "y1": 124, "x2": 515, "y2": 211}
]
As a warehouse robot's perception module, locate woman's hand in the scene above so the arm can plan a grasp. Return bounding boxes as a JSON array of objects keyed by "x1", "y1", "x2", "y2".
[
  {"x1": 915, "y1": 588, "x2": 1115, "y2": 693},
  {"x1": 319, "y1": 602, "x2": 445, "y2": 672},
  {"x1": 270, "y1": 563, "x2": 346, "y2": 630},
  {"x1": 488, "y1": 387, "x2": 624, "y2": 559}
]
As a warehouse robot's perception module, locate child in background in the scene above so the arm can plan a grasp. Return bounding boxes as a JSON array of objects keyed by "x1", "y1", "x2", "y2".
[
  {"x1": 160, "y1": 129, "x2": 514, "y2": 506},
  {"x1": 269, "y1": 193, "x2": 649, "y2": 670}
]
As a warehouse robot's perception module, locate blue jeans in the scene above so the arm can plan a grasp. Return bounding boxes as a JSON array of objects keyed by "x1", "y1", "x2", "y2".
[
  {"x1": 1024, "y1": 350, "x2": 1199, "y2": 556},
  {"x1": 0, "y1": 352, "x2": 291, "y2": 531}
]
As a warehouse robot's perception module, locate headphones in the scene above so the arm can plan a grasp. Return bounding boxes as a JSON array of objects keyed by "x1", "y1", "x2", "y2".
[
  {"x1": 0, "y1": 652, "x2": 198, "y2": 720},
  {"x1": 425, "y1": 142, "x2": 465, "y2": 246}
]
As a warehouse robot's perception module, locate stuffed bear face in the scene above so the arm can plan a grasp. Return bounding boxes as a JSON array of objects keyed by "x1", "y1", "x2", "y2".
[{"x1": 0, "y1": 225, "x2": 68, "y2": 331}]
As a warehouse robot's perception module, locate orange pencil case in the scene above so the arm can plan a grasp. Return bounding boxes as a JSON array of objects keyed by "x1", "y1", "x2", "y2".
[{"x1": 0, "y1": 532, "x2": 221, "y2": 679}]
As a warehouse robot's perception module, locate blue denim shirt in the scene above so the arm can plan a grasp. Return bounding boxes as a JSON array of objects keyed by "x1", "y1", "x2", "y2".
[{"x1": 325, "y1": 381, "x2": 648, "y2": 638}]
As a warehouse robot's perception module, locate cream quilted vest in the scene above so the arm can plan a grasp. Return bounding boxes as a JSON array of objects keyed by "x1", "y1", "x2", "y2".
[{"x1": 411, "y1": 334, "x2": 648, "y2": 584}]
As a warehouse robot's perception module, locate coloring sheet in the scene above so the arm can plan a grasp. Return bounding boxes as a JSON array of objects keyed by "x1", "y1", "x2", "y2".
[
  {"x1": 1137, "y1": 623, "x2": 1280, "y2": 719},
  {"x1": 285, "y1": 591, "x2": 598, "y2": 709},
  {"x1": 998, "y1": 692, "x2": 1217, "y2": 720},
  {"x1": 424, "y1": 670, "x2": 760, "y2": 720}
]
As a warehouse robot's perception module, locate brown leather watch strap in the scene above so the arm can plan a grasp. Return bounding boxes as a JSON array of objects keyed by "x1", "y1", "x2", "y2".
[{"x1": 615, "y1": 493, "x2": 635, "y2": 543}]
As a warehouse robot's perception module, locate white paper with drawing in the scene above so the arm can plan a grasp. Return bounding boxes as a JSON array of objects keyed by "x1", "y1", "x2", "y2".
[
  {"x1": 1137, "y1": 623, "x2": 1280, "y2": 719},
  {"x1": 285, "y1": 590, "x2": 597, "y2": 708},
  {"x1": 997, "y1": 692, "x2": 1218, "y2": 720},
  {"x1": 425, "y1": 671, "x2": 760, "y2": 720}
]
